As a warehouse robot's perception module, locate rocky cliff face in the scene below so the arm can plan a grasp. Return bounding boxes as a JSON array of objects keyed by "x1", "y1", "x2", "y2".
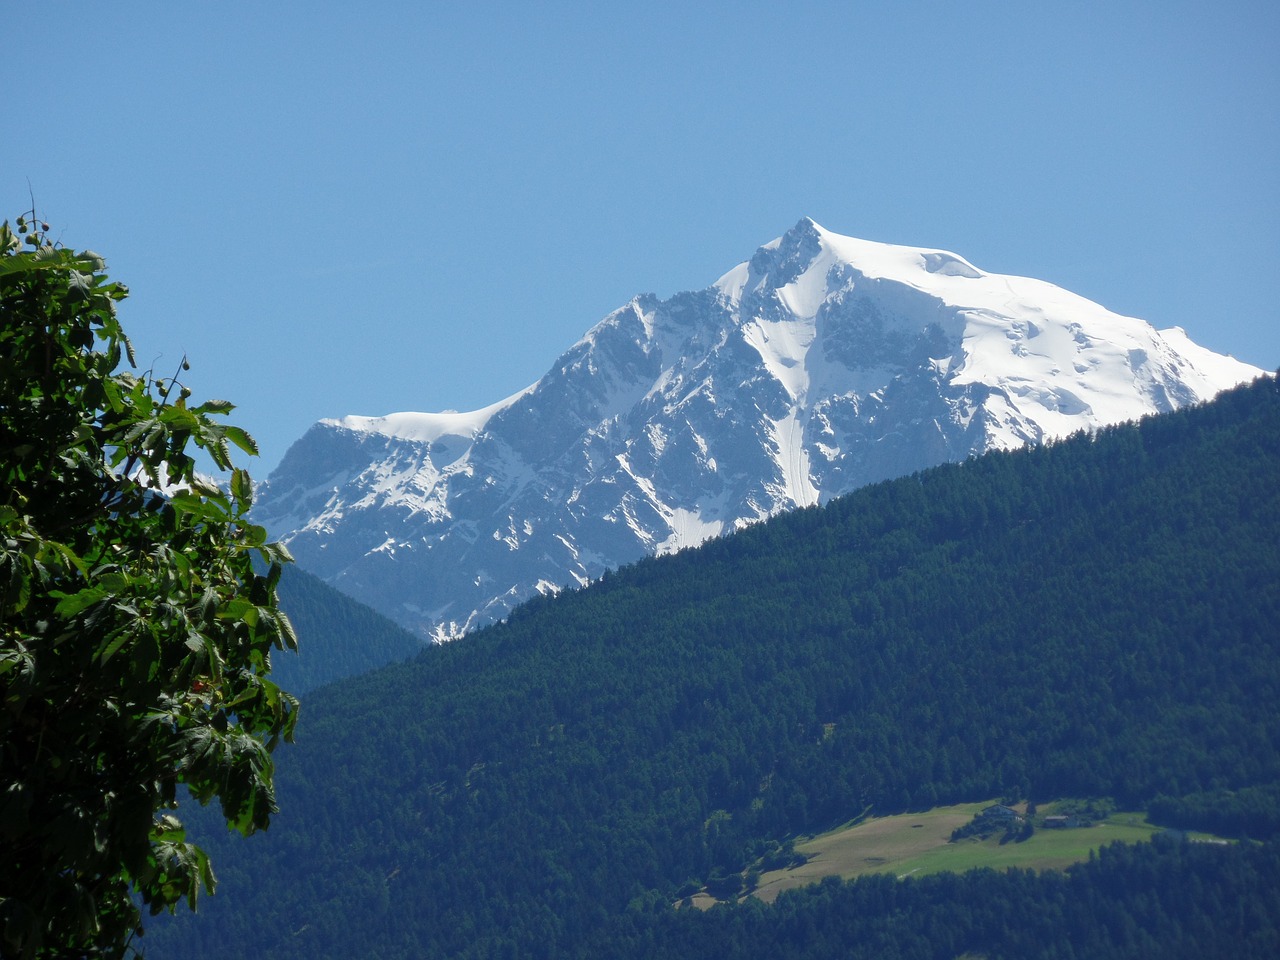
[{"x1": 255, "y1": 219, "x2": 1264, "y2": 639}]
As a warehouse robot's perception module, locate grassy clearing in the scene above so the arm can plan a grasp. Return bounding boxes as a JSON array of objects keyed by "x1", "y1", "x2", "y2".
[{"x1": 749, "y1": 800, "x2": 1209, "y2": 905}]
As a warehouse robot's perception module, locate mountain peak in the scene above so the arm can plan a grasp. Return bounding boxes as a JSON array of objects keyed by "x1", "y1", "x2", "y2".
[
  {"x1": 258, "y1": 222, "x2": 1265, "y2": 640},
  {"x1": 729, "y1": 220, "x2": 991, "y2": 318},
  {"x1": 745, "y1": 217, "x2": 824, "y2": 289},
  {"x1": 789, "y1": 214, "x2": 826, "y2": 240}
]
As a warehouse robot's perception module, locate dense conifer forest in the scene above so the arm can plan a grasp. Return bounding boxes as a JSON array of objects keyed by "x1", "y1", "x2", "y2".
[
  {"x1": 151, "y1": 375, "x2": 1280, "y2": 959},
  {"x1": 270, "y1": 566, "x2": 423, "y2": 694}
]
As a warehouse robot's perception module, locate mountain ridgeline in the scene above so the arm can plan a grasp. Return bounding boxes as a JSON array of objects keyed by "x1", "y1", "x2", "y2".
[
  {"x1": 154, "y1": 375, "x2": 1280, "y2": 959},
  {"x1": 255, "y1": 219, "x2": 1262, "y2": 641},
  {"x1": 269, "y1": 565, "x2": 422, "y2": 694}
]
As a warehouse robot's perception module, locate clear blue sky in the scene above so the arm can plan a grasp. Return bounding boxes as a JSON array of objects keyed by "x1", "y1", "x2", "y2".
[{"x1": 7, "y1": 1, "x2": 1278, "y2": 473}]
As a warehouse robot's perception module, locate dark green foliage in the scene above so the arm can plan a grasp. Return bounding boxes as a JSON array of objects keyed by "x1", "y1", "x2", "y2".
[
  {"x1": 269, "y1": 566, "x2": 422, "y2": 694},
  {"x1": 1052, "y1": 798, "x2": 1114, "y2": 823},
  {"x1": 1149, "y1": 784, "x2": 1280, "y2": 839},
  {"x1": 152, "y1": 375, "x2": 1280, "y2": 958},
  {"x1": 0, "y1": 218, "x2": 297, "y2": 957},
  {"x1": 950, "y1": 808, "x2": 1035, "y2": 844},
  {"x1": 588, "y1": 837, "x2": 1280, "y2": 960}
]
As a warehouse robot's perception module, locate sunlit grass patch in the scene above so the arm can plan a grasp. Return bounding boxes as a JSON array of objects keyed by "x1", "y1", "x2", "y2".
[{"x1": 750, "y1": 800, "x2": 1218, "y2": 904}]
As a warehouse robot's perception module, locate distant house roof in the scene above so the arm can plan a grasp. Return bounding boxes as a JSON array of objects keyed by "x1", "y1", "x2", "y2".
[{"x1": 982, "y1": 804, "x2": 1020, "y2": 818}]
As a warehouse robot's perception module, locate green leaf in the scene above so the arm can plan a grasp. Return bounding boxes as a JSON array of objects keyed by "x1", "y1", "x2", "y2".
[
  {"x1": 230, "y1": 467, "x2": 253, "y2": 510},
  {"x1": 223, "y1": 425, "x2": 259, "y2": 457},
  {"x1": 276, "y1": 609, "x2": 299, "y2": 652},
  {"x1": 0, "y1": 225, "x2": 297, "y2": 957},
  {"x1": 153, "y1": 814, "x2": 185, "y2": 843},
  {"x1": 95, "y1": 630, "x2": 133, "y2": 664},
  {"x1": 239, "y1": 522, "x2": 268, "y2": 547},
  {"x1": 54, "y1": 586, "x2": 107, "y2": 618},
  {"x1": 188, "y1": 473, "x2": 226, "y2": 499},
  {"x1": 43, "y1": 540, "x2": 89, "y2": 576},
  {"x1": 221, "y1": 597, "x2": 259, "y2": 627},
  {"x1": 97, "y1": 571, "x2": 129, "y2": 593},
  {"x1": 258, "y1": 540, "x2": 294, "y2": 565},
  {"x1": 169, "y1": 491, "x2": 230, "y2": 522},
  {"x1": 0, "y1": 246, "x2": 77, "y2": 277},
  {"x1": 192, "y1": 399, "x2": 234, "y2": 415},
  {"x1": 159, "y1": 406, "x2": 199, "y2": 431}
]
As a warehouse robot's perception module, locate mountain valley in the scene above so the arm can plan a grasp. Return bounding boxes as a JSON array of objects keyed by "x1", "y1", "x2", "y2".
[{"x1": 154, "y1": 375, "x2": 1280, "y2": 959}]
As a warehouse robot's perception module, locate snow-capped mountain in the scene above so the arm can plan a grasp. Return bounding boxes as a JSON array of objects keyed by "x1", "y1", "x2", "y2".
[{"x1": 256, "y1": 218, "x2": 1264, "y2": 640}]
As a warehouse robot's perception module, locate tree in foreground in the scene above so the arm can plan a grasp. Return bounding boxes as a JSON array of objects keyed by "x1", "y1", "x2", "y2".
[{"x1": 0, "y1": 214, "x2": 298, "y2": 958}]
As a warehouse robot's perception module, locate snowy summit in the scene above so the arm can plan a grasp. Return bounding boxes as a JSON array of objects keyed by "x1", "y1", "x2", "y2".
[{"x1": 256, "y1": 219, "x2": 1265, "y2": 640}]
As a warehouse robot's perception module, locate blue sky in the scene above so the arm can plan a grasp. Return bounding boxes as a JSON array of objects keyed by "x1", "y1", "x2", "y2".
[{"x1": 7, "y1": 1, "x2": 1278, "y2": 473}]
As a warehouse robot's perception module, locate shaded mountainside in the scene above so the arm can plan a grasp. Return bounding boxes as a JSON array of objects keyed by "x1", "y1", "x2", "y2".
[
  {"x1": 256, "y1": 219, "x2": 1262, "y2": 640},
  {"x1": 269, "y1": 565, "x2": 422, "y2": 695},
  {"x1": 153, "y1": 376, "x2": 1280, "y2": 959},
  {"x1": 599, "y1": 837, "x2": 1280, "y2": 960}
]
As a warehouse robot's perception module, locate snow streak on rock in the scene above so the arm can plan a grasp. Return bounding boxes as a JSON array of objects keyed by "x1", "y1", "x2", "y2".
[{"x1": 256, "y1": 219, "x2": 1264, "y2": 640}]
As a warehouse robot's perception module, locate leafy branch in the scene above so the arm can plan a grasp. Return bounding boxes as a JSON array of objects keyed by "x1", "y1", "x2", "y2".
[{"x1": 1, "y1": 215, "x2": 298, "y2": 958}]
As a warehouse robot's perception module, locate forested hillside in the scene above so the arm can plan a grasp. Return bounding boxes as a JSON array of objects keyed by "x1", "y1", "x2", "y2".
[
  {"x1": 151, "y1": 375, "x2": 1280, "y2": 959},
  {"x1": 269, "y1": 565, "x2": 423, "y2": 694}
]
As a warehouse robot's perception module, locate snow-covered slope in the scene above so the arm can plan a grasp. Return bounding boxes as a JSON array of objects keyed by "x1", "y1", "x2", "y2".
[{"x1": 256, "y1": 219, "x2": 1265, "y2": 640}]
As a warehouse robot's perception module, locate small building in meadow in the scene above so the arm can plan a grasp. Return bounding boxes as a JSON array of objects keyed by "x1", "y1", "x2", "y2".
[
  {"x1": 1043, "y1": 815, "x2": 1083, "y2": 829},
  {"x1": 981, "y1": 804, "x2": 1021, "y2": 820}
]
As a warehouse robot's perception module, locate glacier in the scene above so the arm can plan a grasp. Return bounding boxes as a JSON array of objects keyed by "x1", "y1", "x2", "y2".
[{"x1": 255, "y1": 218, "x2": 1265, "y2": 640}]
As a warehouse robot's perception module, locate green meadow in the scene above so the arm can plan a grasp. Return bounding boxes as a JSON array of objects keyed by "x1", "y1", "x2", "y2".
[{"x1": 744, "y1": 801, "x2": 1223, "y2": 905}]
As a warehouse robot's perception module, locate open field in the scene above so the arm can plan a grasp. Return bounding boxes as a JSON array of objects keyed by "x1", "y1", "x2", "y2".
[{"x1": 749, "y1": 800, "x2": 1209, "y2": 905}]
